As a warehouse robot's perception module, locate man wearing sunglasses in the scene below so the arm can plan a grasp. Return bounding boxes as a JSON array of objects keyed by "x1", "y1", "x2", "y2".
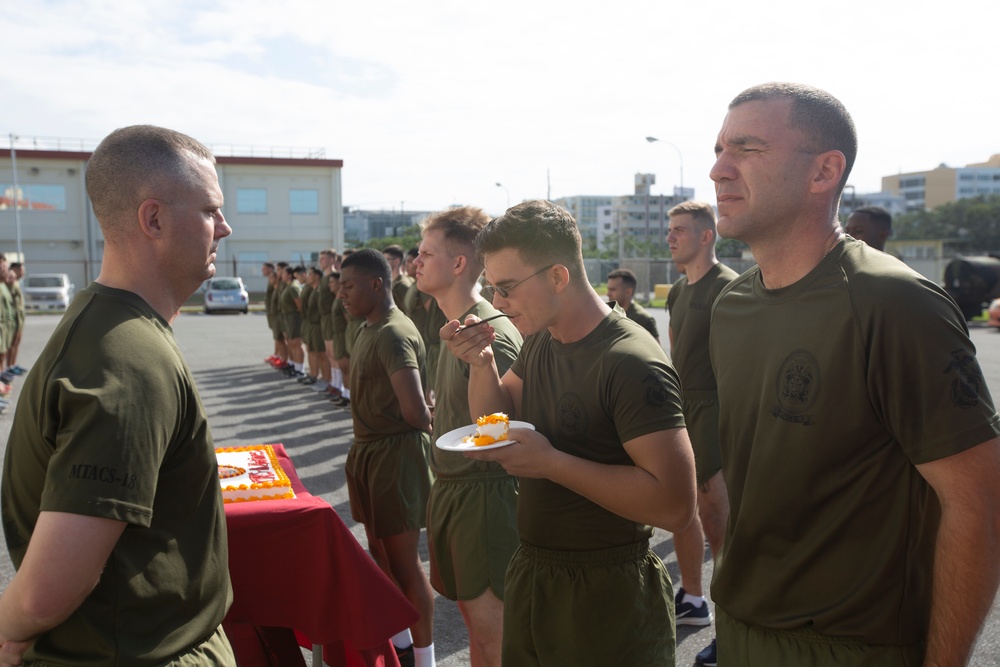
[{"x1": 443, "y1": 200, "x2": 697, "y2": 666}]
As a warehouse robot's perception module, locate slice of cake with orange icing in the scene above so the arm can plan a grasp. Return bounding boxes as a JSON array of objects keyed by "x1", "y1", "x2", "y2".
[
  {"x1": 472, "y1": 413, "x2": 509, "y2": 447},
  {"x1": 216, "y1": 445, "x2": 295, "y2": 503}
]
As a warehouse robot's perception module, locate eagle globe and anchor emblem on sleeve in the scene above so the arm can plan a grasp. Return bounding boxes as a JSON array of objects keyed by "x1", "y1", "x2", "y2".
[{"x1": 772, "y1": 350, "x2": 820, "y2": 426}]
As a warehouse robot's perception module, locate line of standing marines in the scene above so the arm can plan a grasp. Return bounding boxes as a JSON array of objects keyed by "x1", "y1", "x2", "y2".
[{"x1": 1, "y1": 80, "x2": 998, "y2": 667}]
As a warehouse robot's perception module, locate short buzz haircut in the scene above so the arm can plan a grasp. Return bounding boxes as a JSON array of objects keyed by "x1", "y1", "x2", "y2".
[
  {"x1": 382, "y1": 245, "x2": 405, "y2": 262},
  {"x1": 669, "y1": 201, "x2": 718, "y2": 237},
  {"x1": 422, "y1": 205, "x2": 492, "y2": 253},
  {"x1": 851, "y1": 205, "x2": 892, "y2": 230},
  {"x1": 309, "y1": 267, "x2": 323, "y2": 278},
  {"x1": 406, "y1": 247, "x2": 419, "y2": 260},
  {"x1": 730, "y1": 82, "x2": 857, "y2": 197},
  {"x1": 10, "y1": 262, "x2": 22, "y2": 270},
  {"x1": 475, "y1": 200, "x2": 585, "y2": 280},
  {"x1": 607, "y1": 268, "x2": 637, "y2": 291},
  {"x1": 320, "y1": 248, "x2": 337, "y2": 257},
  {"x1": 263, "y1": 261, "x2": 276, "y2": 270},
  {"x1": 85, "y1": 125, "x2": 216, "y2": 244},
  {"x1": 342, "y1": 247, "x2": 392, "y2": 287}
]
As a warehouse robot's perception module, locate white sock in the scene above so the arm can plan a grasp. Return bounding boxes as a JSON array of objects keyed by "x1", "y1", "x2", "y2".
[
  {"x1": 414, "y1": 643, "x2": 435, "y2": 667},
  {"x1": 331, "y1": 368, "x2": 343, "y2": 389},
  {"x1": 391, "y1": 629, "x2": 412, "y2": 649},
  {"x1": 294, "y1": 362, "x2": 303, "y2": 372},
  {"x1": 343, "y1": 387, "x2": 350, "y2": 399},
  {"x1": 683, "y1": 592, "x2": 706, "y2": 607}
]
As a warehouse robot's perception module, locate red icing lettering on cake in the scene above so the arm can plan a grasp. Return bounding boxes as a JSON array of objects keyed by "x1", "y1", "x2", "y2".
[{"x1": 246, "y1": 450, "x2": 278, "y2": 484}]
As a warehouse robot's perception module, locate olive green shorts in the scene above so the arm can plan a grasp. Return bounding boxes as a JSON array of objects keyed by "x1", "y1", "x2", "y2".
[
  {"x1": 683, "y1": 391, "x2": 723, "y2": 486},
  {"x1": 426, "y1": 473, "x2": 519, "y2": 601},
  {"x1": 283, "y1": 312, "x2": 303, "y2": 340},
  {"x1": 306, "y1": 321, "x2": 324, "y2": 353},
  {"x1": 502, "y1": 540, "x2": 675, "y2": 667},
  {"x1": 346, "y1": 431, "x2": 433, "y2": 539},
  {"x1": 321, "y1": 313, "x2": 334, "y2": 341},
  {"x1": 716, "y1": 608, "x2": 925, "y2": 667}
]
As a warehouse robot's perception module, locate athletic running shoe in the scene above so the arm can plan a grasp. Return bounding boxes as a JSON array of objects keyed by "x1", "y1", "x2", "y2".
[
  {"x1": 695, "y1": 638, "x2": 717, "y2": 666},
  {"x1": 675, "y1": 587, "x2": 712, "y2": 626},
  {"x1": 309, "y1": 382, "x2": 330, "y2": 392},
  {"x1": 0, "y1": 372, "x2": 14, "y2": 384}
]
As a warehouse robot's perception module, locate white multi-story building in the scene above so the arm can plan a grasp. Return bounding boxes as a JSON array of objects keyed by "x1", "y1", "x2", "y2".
[
  {"x1": 551, "y1": 195, "x2": 614, "y2": 251},
  {"x1": 882, "y1": 154, "x2": 1000, "y2": 211},
  {"x1": 1, "y1": 138, "x2": 344, "y2": 294}
]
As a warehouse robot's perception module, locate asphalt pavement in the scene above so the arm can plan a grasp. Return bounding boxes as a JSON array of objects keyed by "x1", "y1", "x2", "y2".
[{"x1": 2, "y1": 308, "x2": 999, "y2": 666}]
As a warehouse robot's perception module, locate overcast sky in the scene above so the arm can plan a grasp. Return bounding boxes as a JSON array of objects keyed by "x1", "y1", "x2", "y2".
[{"x1": 3, "y1": 0, "x2": 998, "y2": 216}]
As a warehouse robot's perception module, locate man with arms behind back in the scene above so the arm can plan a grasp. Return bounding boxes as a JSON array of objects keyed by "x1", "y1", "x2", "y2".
[
  {"x1": 0, "y1": 125, "x2": 235, "y2": 665},
  {"x1": 709, "y1": 82, "x2": 1000, "y2": 666},
  {"x1": 664, "y1": 200, "x2": 737, "y2": 667}
]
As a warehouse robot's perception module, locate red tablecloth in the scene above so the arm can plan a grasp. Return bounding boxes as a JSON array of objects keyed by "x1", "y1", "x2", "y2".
[{"x1": 222, "y1": 444, "x2": 419, "y2": 667}]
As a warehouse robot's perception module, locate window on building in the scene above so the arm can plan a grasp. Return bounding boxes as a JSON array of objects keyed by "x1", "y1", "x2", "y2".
[
  {"x1": 0, "y1": 183, "x2": 67, "y2": 211},
  {"x1": 959, "y1": 173, "x2": 974, "y2": 181},
  {"x1": 290, "y1": 189, "x2": 319, "y2": 214},
  {"x1": 237, "y1": 188, "x2": 267, "y2": 214}
]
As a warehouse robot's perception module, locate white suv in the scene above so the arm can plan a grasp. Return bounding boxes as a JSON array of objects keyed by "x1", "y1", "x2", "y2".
[{"x1": 23, "y1": 273, "x2": 76, "y2": 311}]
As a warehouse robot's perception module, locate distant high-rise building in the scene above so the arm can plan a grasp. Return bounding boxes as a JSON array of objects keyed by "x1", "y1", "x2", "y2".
[
  {"x1": 882, "y1": 154, "x2": 1000, "y2": 211},
  {"x1": 551, "y1": 195, "x2": 614, "y2": 251}
]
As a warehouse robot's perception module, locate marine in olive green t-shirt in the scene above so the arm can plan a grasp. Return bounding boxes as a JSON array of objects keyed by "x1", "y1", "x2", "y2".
[
  {"x1": 0, "y1": 283, "x2": 233, "y2": 665},
  {"x1": 349, "y1": 306, "x2": 427, "y2": 442},
  {"x1": 667, "y1": 262, "x2": 738, "y2": 394},
  {"x1": 709, "y1": 239, "x2": 1000, "y2": 648}
]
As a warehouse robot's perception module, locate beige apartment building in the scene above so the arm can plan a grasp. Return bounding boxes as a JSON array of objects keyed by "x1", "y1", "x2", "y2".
[
  {"x1": 1, "y1": 139, "x2": 344, "y2": 294},
  {"x1": 882, "y1": 153, "x2": 1000, "y2": 211}
]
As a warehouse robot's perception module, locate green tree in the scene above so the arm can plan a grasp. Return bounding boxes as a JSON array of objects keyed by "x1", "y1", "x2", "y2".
[
  {"x1": 893, "y1": 195, "x2": 1000, "y2": 252},
  {"x1": 359, "y1": 224, "x2": 424, "y2": 253}
]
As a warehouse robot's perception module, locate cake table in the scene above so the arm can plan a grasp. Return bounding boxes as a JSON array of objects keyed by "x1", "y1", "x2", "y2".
[{"x1": 222, "y1": 443, "x2": 418, "y2": 667}]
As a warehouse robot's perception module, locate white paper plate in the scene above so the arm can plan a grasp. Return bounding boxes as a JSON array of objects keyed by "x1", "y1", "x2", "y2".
[{"x1": 435, "y1": 420, "x2": 535, "y2": 451}]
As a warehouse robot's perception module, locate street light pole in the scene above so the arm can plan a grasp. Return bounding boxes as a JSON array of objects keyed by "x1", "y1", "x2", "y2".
[
  {"x1": 8, "y1": 133, "x2": 23, "y2": 260},
  {"x1": 645, "y1": 136, "x2": 685, "y2": 201}
]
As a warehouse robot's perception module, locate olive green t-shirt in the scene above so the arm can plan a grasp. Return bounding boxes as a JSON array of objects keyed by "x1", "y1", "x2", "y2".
[
  {"x1": 0, "y1": 282, "x2": 12, "y2": 350},
  {"x1": 264, "y1": 280, "x2": 276, "y2": 328},
  {"x1": 510, "y1": 306, "x2": 685, "y2": 550},
  {"x1": 709, "y1": 239, "x2": 1000, "y2": 645},
  {"x1": 318, "y1": 273, "x2": 336, "y2": 314},
  {"x1": 624, "y1": 301, "x2": 659, "y2": 340},
  {"x1": 0, "y1": 283, "x2": 232, "y2": 665},
  {"x1": 279, "y1": 280, "x2": 301, "y2": 314},
  {"x1": 302, "y1": 284, "x2": 321, "y2": 324},
  {"x1": 344, "y1": 304, "x2": 365, "y2": 357},
  {"x1": 350, "y1": 307, "x2": 426, "y2": 443},
  {"x1": 392, "y1": 274, "x2": 414, "y2": 312},
  {"x1": 10, "y1": 280, "x2": 24, "y2": 326},
  {"x1": 331, "y1": 296, "x2": 347, "y2": 336},
  {"x1": 667, "y1": 262, "x2": 738, "y2": 394},
  {"x1": 270, "y1": 279, "x2": 284, "y2": 315},
  {"x1": 431, "y1": 301, "x2": 522, "y2": 477}
]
